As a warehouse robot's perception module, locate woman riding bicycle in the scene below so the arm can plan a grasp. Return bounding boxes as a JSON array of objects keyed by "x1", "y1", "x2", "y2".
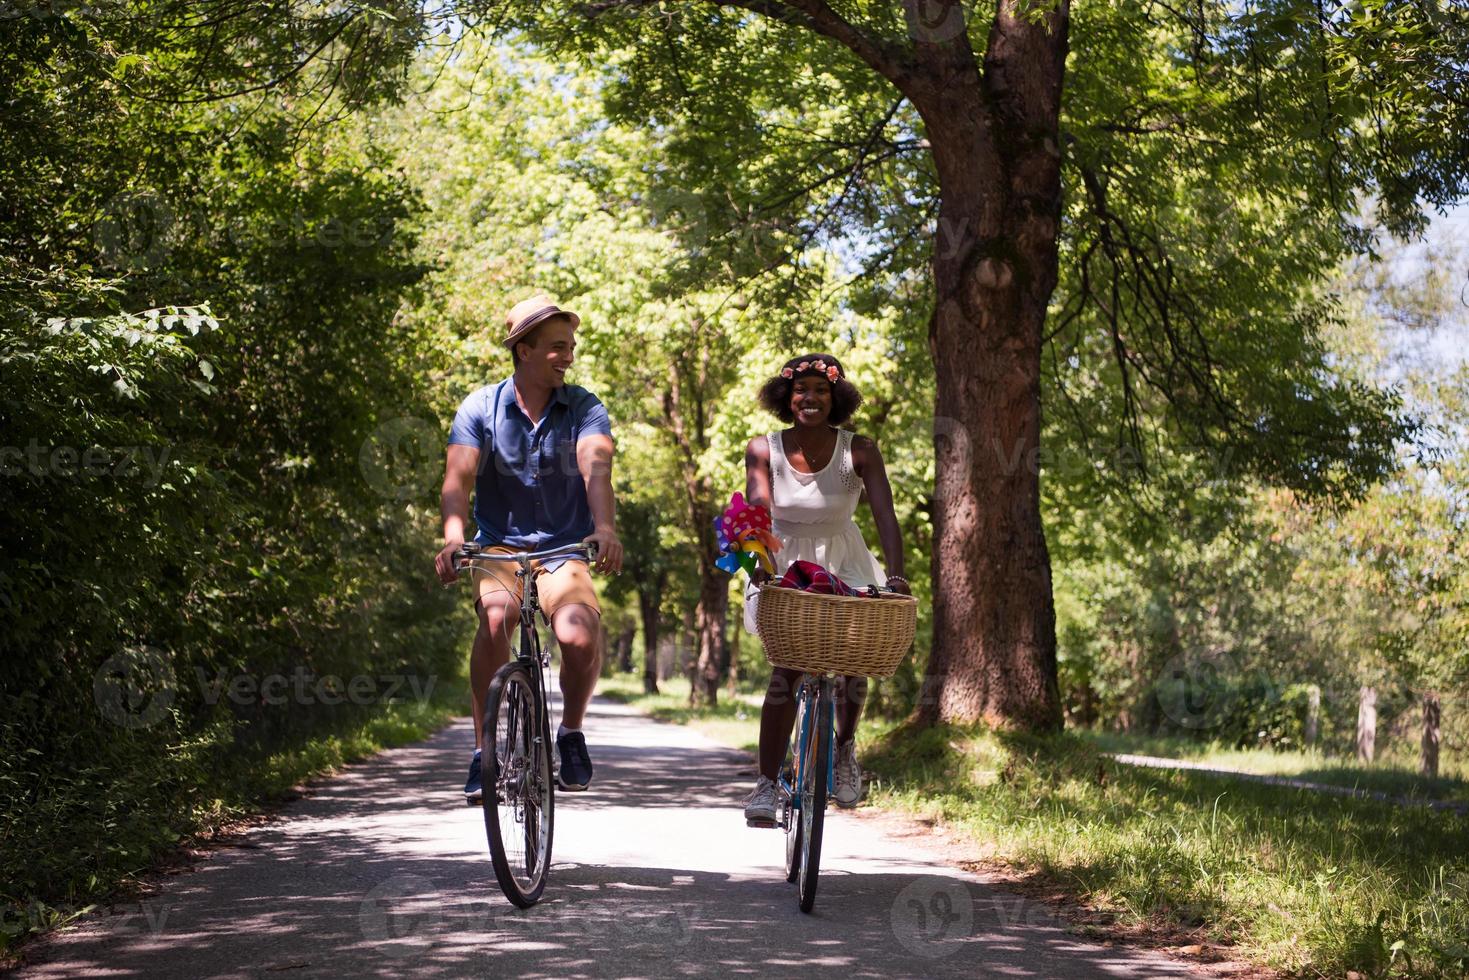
[{"x1": 742, "y1": 354, "x2": 910, "y2": 825}]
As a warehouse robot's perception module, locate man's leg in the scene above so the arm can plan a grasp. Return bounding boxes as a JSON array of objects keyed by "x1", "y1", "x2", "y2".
[
  {"x1": 539, "y1": 559, "x2": 602, "y2": 791},
  {"x1": 550, "y1": 603, "x2": 601, "y2": 729},
  {"x1": 470, "y1": 571, "x2": 520, "y2": 752}
]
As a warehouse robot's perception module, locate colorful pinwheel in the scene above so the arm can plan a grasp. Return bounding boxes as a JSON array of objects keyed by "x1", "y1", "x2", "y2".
[{"x1": 713, "y1": 491, "x2": 781, "y2": 576}]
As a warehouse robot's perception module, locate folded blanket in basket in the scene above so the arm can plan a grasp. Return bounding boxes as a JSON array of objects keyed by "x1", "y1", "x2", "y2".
[{"x1": 777, "y1": 560, "x2": 858, "y2": 596}]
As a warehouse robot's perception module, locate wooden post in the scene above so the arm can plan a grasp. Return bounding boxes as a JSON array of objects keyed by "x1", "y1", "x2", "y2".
[
  {"x1": 1304, "y1": 684, "x2": 1321, "y2": 747},
  {"x1": 1421, "y1": 691, "x2": 1441, "y2": 779},
  {"x1": 1356, "y1": 685, "x2": 1377, "y2": 763}
]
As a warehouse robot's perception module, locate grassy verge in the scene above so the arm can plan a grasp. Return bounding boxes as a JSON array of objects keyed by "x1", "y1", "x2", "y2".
[
  {"x1": 1081, "y1": 731, "x2": 1469, "y2": 805},
  {"x1": 864, "y1": 724, "x2": 1469, "y2": 978},
  {"x1": 596, "y1": 674, "x2": 1468, "y2": 978},
  {"x1": 0, "y1": 678, "x2": 464, "y2": 957}
]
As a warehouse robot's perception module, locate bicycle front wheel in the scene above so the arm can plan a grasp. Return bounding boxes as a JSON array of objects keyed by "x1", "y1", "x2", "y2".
[
  {"x1": 782, "y1": 759, "x2": 801, "y2": 883},
  {"x1": 482, "y1": 662, "x2": 554, "y2": 907},
  {"x1": 797, "y1": 678, "x2": 832, "y2": 913}
]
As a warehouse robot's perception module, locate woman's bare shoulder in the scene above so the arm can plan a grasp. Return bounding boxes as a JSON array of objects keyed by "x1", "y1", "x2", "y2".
[{"x1": 746, "y1": 434, "x2": 771, "y2": 460}]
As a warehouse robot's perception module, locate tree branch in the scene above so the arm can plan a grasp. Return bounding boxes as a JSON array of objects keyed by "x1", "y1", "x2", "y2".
[{"x1": 713, "y1": 0, "x2": 917, "y2": 96}]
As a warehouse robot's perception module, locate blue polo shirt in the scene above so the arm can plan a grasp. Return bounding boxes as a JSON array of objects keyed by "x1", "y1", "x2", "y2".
[{"x1": 447, "y1": 378, "x2": 612, "y2": 559}]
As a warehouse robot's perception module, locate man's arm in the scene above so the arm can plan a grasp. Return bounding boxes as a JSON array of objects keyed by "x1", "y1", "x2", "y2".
[
  {"x1": 435, "y1": 444, "x2": 479, "y2": 584},
  {"x1": 576, "y1": 433, "x2": 624, "y2": 574}
]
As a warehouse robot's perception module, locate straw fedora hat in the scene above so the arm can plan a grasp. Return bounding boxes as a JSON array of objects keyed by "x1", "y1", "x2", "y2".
[{"x1": 504, "y1": 294, "x2": 581, "y2": 351}]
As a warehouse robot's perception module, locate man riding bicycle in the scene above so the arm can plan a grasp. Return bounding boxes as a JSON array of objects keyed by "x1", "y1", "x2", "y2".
[{"x1": 433, "y1": 293, "x2": 624, "y2": 801}]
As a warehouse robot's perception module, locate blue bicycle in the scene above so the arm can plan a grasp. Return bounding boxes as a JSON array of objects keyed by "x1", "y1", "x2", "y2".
[
  {"x1": 780, "y1": 672, "x2": 835, "y2": 913},
  {"x1": 757, "y1": 582, "x2": 917, "y2": 914}
]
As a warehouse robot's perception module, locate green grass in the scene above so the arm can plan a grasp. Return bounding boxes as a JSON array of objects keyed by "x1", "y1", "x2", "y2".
[
  {"x1": 597, "y1": 674, "x2": 1469, "y2": 978},
  {"x1": 1081, "y1": 731, "x2": 1469, "y2": 805},
  {"x1": 863, "y1": 723, "x2": 1469, "y2": 978}
]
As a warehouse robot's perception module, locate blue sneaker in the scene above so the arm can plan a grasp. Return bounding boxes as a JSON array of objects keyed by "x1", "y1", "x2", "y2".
[
  {"x1": 463, "y1": 748, "x2": 483, "y2": 804},
  {"x1": 556, "y1": 731, "x2": 593, "y2": 791}
]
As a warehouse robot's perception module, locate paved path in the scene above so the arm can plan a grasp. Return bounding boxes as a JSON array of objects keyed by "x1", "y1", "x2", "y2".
[
  {"x1": 1109, "y1": 753, "x2": 1469, "y2": 814},
  {"x1": 18, "y1": 698, "x2": 1218, "y2": 979}
]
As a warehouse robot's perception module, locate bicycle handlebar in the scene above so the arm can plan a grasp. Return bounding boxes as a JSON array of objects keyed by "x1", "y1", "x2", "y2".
[{"x1": 453, "y1": 539, "x2": 600, "y2": 569}]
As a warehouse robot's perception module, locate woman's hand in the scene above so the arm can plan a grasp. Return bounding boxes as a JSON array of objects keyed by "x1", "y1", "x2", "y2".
[
  {"x1": 751, "y1": 566, "x2": 772, "y2": 586},
  {"x1": 885, "y1": 575, "x2": 911, "y2": 596}
]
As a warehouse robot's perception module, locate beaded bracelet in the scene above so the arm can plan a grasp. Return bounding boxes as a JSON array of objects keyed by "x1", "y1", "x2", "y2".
[{"x1": 885, "y1": 574, "x2": 909, "y2": 586}]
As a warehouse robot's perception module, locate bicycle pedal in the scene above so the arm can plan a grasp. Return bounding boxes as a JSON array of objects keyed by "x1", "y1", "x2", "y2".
[{"x1": 745, "y1": 817, "x2": 778, "y2": 829}]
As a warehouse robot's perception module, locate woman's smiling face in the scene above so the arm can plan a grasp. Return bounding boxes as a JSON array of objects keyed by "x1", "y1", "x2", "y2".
[{"x1": 790, "y1": 376, "x2": 833, "y2": 426}]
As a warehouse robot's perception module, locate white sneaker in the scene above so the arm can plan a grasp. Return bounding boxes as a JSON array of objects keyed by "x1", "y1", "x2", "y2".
[
  {"x1": 834, "y1": 739, "x2": 862, "y2": 808},
  {"x1": 744, "y1": 775, "x2": 778, "y2": 825}
]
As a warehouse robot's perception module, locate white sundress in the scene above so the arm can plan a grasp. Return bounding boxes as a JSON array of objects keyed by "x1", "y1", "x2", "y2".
[{"x1": 743, "y1": 428, "x2": 886, "y2": 632}]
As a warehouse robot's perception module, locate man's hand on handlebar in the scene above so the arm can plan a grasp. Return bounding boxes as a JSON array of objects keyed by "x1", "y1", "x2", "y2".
[
  {"x1": 435, "y1": 538, "x2": 464, "y2": 585},
  {"x1": 586, "y1": 528, "x2": 623, "y2": 575}
]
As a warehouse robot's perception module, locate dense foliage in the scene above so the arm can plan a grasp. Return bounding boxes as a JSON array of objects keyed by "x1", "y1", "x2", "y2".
[
  {"x1": 2, "y1": 5, "x2": 1465, "y2": 972},
  {"x1": 0, "y1": 7, "x2": 464, "y2": 939}
]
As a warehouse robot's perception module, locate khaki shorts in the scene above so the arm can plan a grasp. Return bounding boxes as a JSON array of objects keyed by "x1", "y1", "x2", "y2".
[{"x1": 468, "y1": 546, "x2": 601, "y2": 618}]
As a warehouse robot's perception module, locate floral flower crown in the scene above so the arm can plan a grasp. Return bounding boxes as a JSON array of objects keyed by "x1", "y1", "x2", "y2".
[{"x1": 780, "y1": 358, "x2": 841, "y2": 383}]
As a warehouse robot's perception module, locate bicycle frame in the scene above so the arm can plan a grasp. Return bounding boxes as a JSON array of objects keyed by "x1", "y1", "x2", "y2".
[
  {"x1": 456, "y1": 540, "x2": 595, "y2": 907},
  {"x1": 465, "y1": 551, "x2": 559, "y2": 775},
  {"x1": 778, "y1": 674, "x2": 835, "y2": 829}
]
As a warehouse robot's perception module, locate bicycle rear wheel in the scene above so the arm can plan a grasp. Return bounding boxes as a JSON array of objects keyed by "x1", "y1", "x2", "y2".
[
  {"x1": 797, "y1": 678, "x2": 831, "y2": 913},
  {"x1": 482, "y1": 661, "x2": 554, "y2": 907}
]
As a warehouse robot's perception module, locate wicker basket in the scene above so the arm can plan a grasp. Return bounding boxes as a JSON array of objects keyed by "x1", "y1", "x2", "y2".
[{"x1": 754, "y1": 584, "x2": 918, "y2": 678}]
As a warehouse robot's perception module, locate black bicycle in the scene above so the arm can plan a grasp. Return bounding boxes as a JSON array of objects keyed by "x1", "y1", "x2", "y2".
[{"x1": 454, "y1": 539, "x2": 598, "y2": 908}]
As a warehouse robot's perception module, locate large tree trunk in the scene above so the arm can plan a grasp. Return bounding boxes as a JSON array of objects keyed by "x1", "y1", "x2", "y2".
[
  {"x1": 727, "y1": 600, "x2": 743, "y2": 699},
  {"x1": 1304, "y1": 684, "x2": 1321, "y2": 747},
  {"x1": 1420, "y1": 691, "x2": 1441, "y2": 779},
  {"x1": 663, "y1": 361, "x2": 728, "y2": 708},
  {"x1": 692, "y1": 561, "x2": 727, "y2": 707},
  {"x1": 911, "y1": 0, "x2": 1069, "y2": 731},
  {"x1": 615, "y1": 620, "x2": 635, "y2": 674},
  {"x1": 1356, "y1": 685, "x2": 1377, "y2": 762},
  {"x1": 638, "y1": 578, "x2": 662, "y2": 694}
]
